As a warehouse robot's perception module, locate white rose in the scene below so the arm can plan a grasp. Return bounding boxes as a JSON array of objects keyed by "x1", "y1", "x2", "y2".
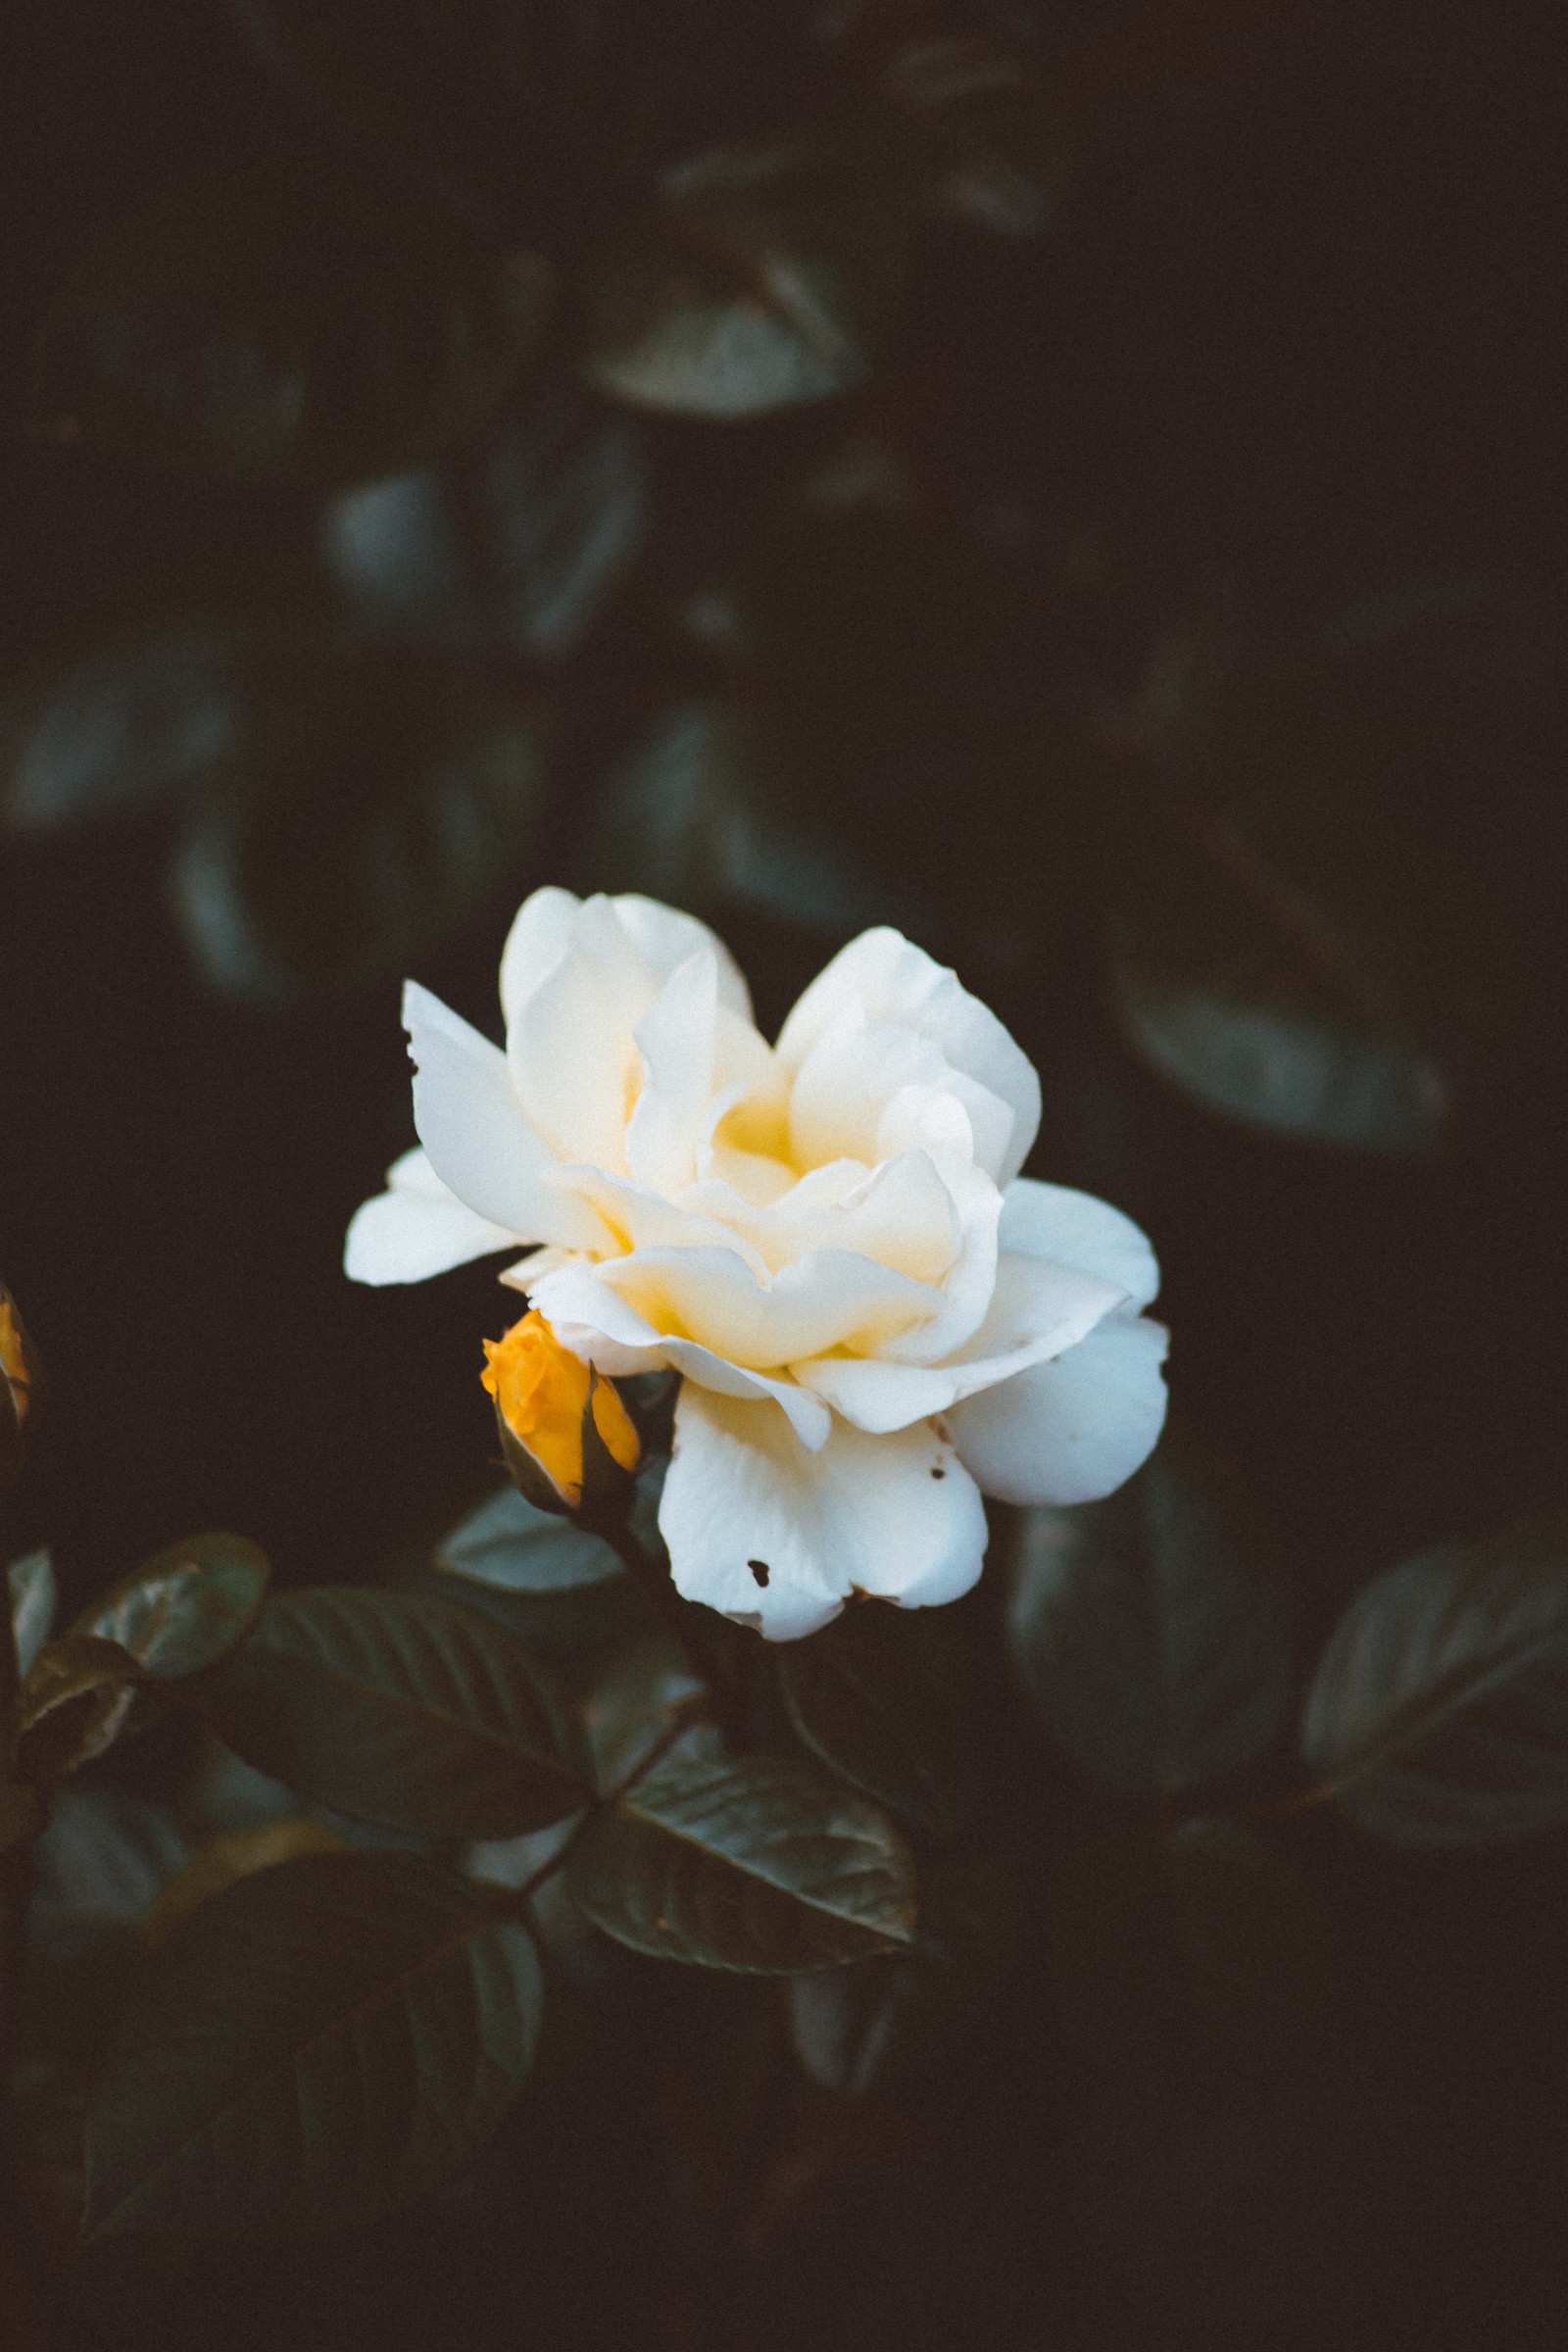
[{"x1": 346, "y1": 890, "x2": 1169, "y2": 1639}]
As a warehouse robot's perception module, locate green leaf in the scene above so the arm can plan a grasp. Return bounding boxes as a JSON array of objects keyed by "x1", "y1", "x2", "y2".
[
  {"x1": 567, "y1": 1752, "x2": 916, "y2": 1971},
  {"x1": 0, "y1": 1782, "x2": 43, "y2": 1856},
  {"x1": 15, "y1": 1638, "x2": 147, "y2": 1782},
  {"x1": 142, "y1": 1821, "x2": 347, "y2": 1950},
  {"x1": 201, "y1": 1589, "x2": 589, "y2": 1839},
  {"x1": 32, "y1": 148, "x2": 553, "y2": 487},
  {"x1": 84, "y1": 1850, "x2": 542, "y2": 2235},
  {"x1": 584, "y1": 146, "x2": 905, "y2": 418},
  {"x1": 436, "y1": 1486, "x2": 622, "y2": 1595},
  {"x1": 8, "y1": 1550, "x2": 56, "y2": 1682},
  {"x1": 581, "y1": 1636, "x2": 715, "y2": 1793},
  {"x1": 1300, "y1": 1520, "x2": 1568, "y2": 1845},
  {"x1": 70, "y1": 1533, "x2": 270, "y2": 1680},
  {"x1": 1007, "y1": 1431, "x2": 1294, "y2": 1799},
  {"x1": 777, "y1": 1601, "x2": 976, "y2": 1839},
  {"x1": 172, "y1": 632, "x2": 547, "y2": 1004},
  {"x1": 789, "y1": 1861, "x2": 1015, "y2": 2095}
]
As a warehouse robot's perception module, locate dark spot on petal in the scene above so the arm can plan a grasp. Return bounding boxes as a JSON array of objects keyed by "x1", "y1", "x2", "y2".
[
  {"x1": 931, "y1": 1464, "x2": 946, "y2": 1479},
  {"x1": 748, "y1": 1558, "x2": 770, "y2": 1587}
]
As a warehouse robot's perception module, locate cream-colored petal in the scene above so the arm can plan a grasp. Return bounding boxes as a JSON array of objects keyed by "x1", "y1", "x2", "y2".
[
  {"x1": 404, "y1": 982, "x2": 610, "y2": 1250},
  {"x1": 794, "y1": 1248, "x2": 1125, "y2": 1430},
  {"x1": 660, "y1": 1386, "x2": 988, "y2": 1640},
  {"x1": 343, "y1": 1147, "x2": 516, "y2": 1284},
  {"x1": 998, "y1": 1178, "x2": 1160, "y2": 1310},
  {"x1": 596, "y1": 1245, "x2": 940, "y2": 1370},
  {"x1": 525, "y1": 1262, "x2": 831, "y2": 1447},
  {"x1": 679, "y1": 1150, "x2": 959, "y2": 1285},
  {"x1": 498, "y1": 886, "x2": 584, "y2": 1030},
  {"x1": 505, "y1": 899, "x2": 656, "y2": 1167},
  {"x1": 624, "y1": 949, "x2": 718, "y2": 1196},
  {"x1": 787, "y1": 1004, "x2": 1013, "y2": 1180},
  {"x1": 947, "y1": 1308, "x2": 1169, "y2": 1505},
  {"x1": 612, "y1": 894, "x2": 753, "y2": 1018},
  {"x1": 776, "y1": 926, "x2": 1040, "y2": 1183}
]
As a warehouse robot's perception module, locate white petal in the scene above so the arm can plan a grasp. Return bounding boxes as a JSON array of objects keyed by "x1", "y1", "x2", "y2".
[
  {"x1": 504, "y1": 898, "x2": 656, "y2": 1167},
  {"x1": 794, "y1": 1250, "x2": 1126, "y2": 1431},
  {"x1": 611, "y1": 894, "x2": 753, "y2": 1019},
  {"x1": 498, "y1": 886, "x2": 585, "y2": 1029},
  {"x1": 999, "y1": 1178, "x2": 1160, "y2": 1310},
  {"x1": 499, "y1": 888, "x2": 752, "y2": 1031},
  {"x1": 343, "y1": 1147, "x2": 516, "y2": 1284},
  {"x1": 787, "y1": 1003, "x2": 1014, "y2": 1182},
  {"x1": 404, "y1": 982, "x2": 611, "y2": 1251},
  {"x1": 525, "y1": 1262, "x2": 831, "y2": 1447},
  {"x1": 597, "y1": 1245, "x2": 939, "y2": 1369},
  {"x1": 776, "y1": 927, "x2": 1040, "y2": 1183},
  {"x1": 947, "y1": 1309, "x2": 1169, "y2": 1506},
  {"x1": 660, "y1": 1385, "x2": 989, "y2": 1640},
  {"x1": 624, "y1": 949, "x2": 718, "y2": 1195},
  {"x1": 679, "y1": 1149, "x2": 959, "y2": 1285}
]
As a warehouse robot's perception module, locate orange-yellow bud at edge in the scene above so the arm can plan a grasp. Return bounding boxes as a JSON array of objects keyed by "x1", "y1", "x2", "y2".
[{"x1": 480, "y1": 1310, "x2": 639, "y2": 1508}]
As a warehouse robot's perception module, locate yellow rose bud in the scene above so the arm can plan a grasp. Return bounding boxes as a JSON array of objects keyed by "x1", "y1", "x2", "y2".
[
  {"x1": 481, "y1": 1310, "x2": 639, "y2": 1513},
  {"x1": 1, "y1": 1298, "x2": 29, "y2": 1431}
]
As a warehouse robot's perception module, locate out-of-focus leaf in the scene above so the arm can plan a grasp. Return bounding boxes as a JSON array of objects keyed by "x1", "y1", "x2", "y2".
[
  {"x1": 1105, "y1": 797, "x2": 1453, "y2": 1153},
  {"x1": 32, "y1": 1786, "x2": 191, "y2": 1944},
  {"x1": 1105, "y1": 578, "x2": 1552, "y2": 1152},
  {"x1": 778, "y1": 1601, "x2": 977, "y2": 1839},
  {"x1": 172, "y1": 632, "x2": 547, "y2": 1003},
  {"x1": 70, "y1": 1533, "x2": 270, "y2": 1681},
  {"x1": 15, "y1": 1639, "x2": 148, "y2": 1782},
  {"x1": 567, "y1": 1752, "x2": 916, "y2": 1970},
  {"x1": 585, "y1": 144, "x2": 906, "y2": 417},
  {"x1": 589, "y1": 701, "x2": 885, "y2": 936},
  {"x1": 323, "y1": 378, "x2": 647, "y2": 659},
  {"x1": 789, "y1": 1860, "x2": 1015, "y2": 2094},
  {"x1": 1301, "y1": 1520, "x2": 1568, "y2": 1845},
  {"x1": 31, "y1": 149, "x2": 553, "y2": 486},
  {"x1": 883, "y1": 33, "x2": 1069, "y2": 237},
  {"x1": 1007, "y1": 1429, "x2": 1294, "y2": 1798},
  {"x1": 0, "y1": 625, "x2": 237, "y2": 838},
  {"x1": 581, "y1": 1635, "x2": 716, "y2": 1792},
  {"x1": 436, "y1": 1486, "x2": 622, "y2": 1595},
  {"x1": 142, "y1": 1820, "x2": 347, "y2": 1949},
  {"x1": 201, "y1": 1588, "x2": 588, "y2": 1838},
  {"x1": 84, "y1": 1850, "x2": 542, "y2": 2235},
  {"x1": 8, "y1": 1551, "x2": 56, "y2": 1682}
]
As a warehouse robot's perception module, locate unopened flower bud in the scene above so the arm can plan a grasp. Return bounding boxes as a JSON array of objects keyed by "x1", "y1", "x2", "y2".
[{"x1": 481, "y1": 1309, "x2": 640, "y2": 1520}]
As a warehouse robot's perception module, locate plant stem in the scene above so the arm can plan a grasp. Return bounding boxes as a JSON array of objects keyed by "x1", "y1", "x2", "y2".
[
  {"x1": 506, "y1": 1704, "x2": 699, "y2": 1912},
  {"x1": 597, "y1": 1520, "x2": 752, "y2": 1747}
]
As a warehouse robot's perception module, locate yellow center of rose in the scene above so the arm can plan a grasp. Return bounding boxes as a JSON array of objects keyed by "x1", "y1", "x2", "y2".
[{"x1": 480, "y1": 1309, "x2": 639, "y2": 1504}]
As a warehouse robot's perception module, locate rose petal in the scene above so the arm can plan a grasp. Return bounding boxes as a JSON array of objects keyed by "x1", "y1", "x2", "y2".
[
  {"x1": 404, "y1": 982, "x2": 610, "y2": 1250},
  {"x1": 525, "y1": 1262, "x2": 831, "y2": 1448},
  {"x1": 787, "y1": 1003, "x2": 1015, "y2": 1182},
  {"x1": 659, "y1": 1384, "x2": 989, "y2": 1640},
  {"x1": 596, "y1": 1245, "x2": 940, "y2": 1370},
  {"x1": 999, "y1": 1178, "x2": 1160, "y2": 1309},
  {"x1": 947, "y1": 1309, "x2": 1170, "y2": 1506},
  {"x1": 794, "y1": 1249, "x2": 1126, "y2": 1430},
  {"x1": 776, "y1": 927, "x2": 1040, "y2": 1183},
  {"x1": 624, "y1": 949, "x2": 719, "y2": 1196},
  {"x1": 344, "y1": 1148, "x2": 517, "y2": 1284}
]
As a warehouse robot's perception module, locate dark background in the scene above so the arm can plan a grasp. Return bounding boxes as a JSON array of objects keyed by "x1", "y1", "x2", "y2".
[{"x1": 4, "y1": 1, "x2": 1568, "y2": 2344}]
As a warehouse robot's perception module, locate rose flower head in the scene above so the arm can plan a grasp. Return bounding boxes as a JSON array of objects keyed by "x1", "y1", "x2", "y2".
[
  {"x1": 481, "y1": 1306, "x2": 640, "y2": 1516},
  {"x1": 347, "y1": 891, "x2": 1169, "y2": 1638}
]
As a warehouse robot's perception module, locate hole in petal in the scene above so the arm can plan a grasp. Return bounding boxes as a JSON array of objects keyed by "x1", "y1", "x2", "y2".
[
  {"x1": 931, "y1": 1464, "x2": 946, "y2": 1479},
  {"x1": 748, "y1": 1558, "x2": 771, "y2": 1587}
]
